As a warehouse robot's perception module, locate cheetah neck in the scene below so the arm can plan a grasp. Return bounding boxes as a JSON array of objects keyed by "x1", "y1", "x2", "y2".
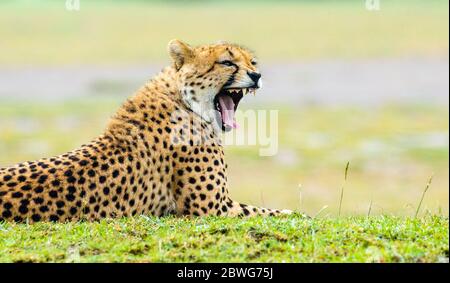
[{"x1": 104, "y1": 66, "x2": 219, "y2": 145}]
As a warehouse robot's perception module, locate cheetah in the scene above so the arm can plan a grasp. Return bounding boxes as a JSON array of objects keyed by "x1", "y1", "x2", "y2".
[{"x1": 0, "y1": 40, "x2": 292, "y2": 223}]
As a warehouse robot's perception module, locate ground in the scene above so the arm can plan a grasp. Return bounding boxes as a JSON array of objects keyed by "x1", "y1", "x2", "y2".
[{"x1": 0, "y1": 214, "x2": 447, "y2": 263}]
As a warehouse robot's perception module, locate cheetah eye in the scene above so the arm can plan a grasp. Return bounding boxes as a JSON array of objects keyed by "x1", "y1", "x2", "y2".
[{"x1": 217, "y1": 60, "x2": 234, "y2": 67}]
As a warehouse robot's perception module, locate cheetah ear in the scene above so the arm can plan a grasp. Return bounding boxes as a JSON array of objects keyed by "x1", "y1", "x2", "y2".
[{"x1": 168, "y1": 39, "x2": 194, "y2": 71}]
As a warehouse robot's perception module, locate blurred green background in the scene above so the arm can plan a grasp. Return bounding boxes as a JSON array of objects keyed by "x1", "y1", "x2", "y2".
[{"x1": 0, "y1": 0, "x2": 448, "y2": 216}]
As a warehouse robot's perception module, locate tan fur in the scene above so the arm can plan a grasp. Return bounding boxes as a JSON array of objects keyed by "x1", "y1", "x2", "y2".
[{"x1": 0, "y1": 40, "x2": 291, "y2": 222}]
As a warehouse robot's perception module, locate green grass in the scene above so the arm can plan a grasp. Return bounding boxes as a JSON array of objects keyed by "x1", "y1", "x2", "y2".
[
  {"x1": 0, "y1": 214, "x2": 447, "y2": 262},
  {"x1": 0, "y1": 0, "x2": 447, "y2": 65}
]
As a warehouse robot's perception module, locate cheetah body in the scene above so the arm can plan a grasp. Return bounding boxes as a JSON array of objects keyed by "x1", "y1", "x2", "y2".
[{"x1": 0, "y1": 40, "x2": 290, "y2": 222}]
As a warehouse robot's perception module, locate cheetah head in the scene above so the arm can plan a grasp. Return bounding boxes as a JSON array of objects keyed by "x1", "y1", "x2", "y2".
[{"x1": 168, "y1": 39, "x2": 261, "y2": 132}]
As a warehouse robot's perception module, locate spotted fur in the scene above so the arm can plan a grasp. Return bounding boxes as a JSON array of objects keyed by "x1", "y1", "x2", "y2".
[{"x1": 0, "y1": 40, "x2": 291, "y2": 223}]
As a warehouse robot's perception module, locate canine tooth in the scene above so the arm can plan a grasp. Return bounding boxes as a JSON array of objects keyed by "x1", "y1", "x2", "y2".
[{"x1": 242, "y1": 88, "x2": 248, "y2": 95}]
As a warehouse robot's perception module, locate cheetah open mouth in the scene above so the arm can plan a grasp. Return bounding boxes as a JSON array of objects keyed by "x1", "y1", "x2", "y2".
[{"x1": 213, "y1": 87, "x2": 257, "y2": 131}]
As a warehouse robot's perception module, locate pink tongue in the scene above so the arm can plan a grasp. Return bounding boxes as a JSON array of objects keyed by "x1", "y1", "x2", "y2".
[{"x1": 218, "y1": 95, "x2": 238, "y2": 129}]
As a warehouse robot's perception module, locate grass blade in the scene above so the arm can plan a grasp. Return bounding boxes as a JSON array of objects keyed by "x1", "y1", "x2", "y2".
[
  {"x1": 367, "y1": 198, "x2": 373, "y2": 217},
  {"x1": 314, "y1": 205, "x2": 329, "y2": 218},
  {"x1": 298, "y1": 183, "x2": 303, "y2": 212},
  {"x1": 338, "y1": 162, "x2": 350, "y2": 217},
  {"x1": 414, "y1": 174, "x2": 434, "y2": 218}
]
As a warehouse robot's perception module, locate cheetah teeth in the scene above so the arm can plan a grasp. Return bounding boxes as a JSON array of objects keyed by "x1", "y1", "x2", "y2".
[
  {"x1": 226, "y1": 89, "x2": 240, "y2": 94},
  {"x1": 226, "y1": 88, "x2": 256, "y2": 96}
]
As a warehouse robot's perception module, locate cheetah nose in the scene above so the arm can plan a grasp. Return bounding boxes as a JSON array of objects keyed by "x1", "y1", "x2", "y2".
[{"x1": 247, "y1": 71, "x2": 261, "y2": 85}]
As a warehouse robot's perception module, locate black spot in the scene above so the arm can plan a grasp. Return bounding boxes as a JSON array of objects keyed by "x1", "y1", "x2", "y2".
[
  {"x1": 2, "y1": 210, "x2": 12, "y2": 218},
  {"x1": 50, "y1": 215, "x2": 59, "y2": 222},
  {"x1": 3, "y1": 175, "x2": 12, "y2": 182},
  {"x1": 17, "y1": 176, "x2": 27, "y2": 182},
  {"x1": 68, "y1": 186, "x2": 76, "y2": 194},
  {"x1": 79, "y1": 160, "x2": 88, "y2": 166},
  {"x1": 33, "y1": 186, "x2": 42, "y2": 193},
  {"x1": 19, "y1": 205, "x2": 29, "y2": 214},
  {"x1": 49, "y1": 190, "x2": 58, "y2": 198},
  {"x1": 31, "y1": 214, "x2": 41, "y2": 222},
  {"x1": 65, "y1": 194, "x2": 75, "y2": 202},
  {"x1": 70, "y1": 207, "x2": 77, "y2": 215},
  {"x1": 33, "y1": 197, "x2": 44, "y2": 204},
  {"x1": 12, "y1": 192, "x2": 23, "y2": 198},
  {"x1": 13, "y1": 216, "x2": 23, "y2": 222},
  {"x1": 39, "y1": 205, "x2": 49, "y2": 213}
]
